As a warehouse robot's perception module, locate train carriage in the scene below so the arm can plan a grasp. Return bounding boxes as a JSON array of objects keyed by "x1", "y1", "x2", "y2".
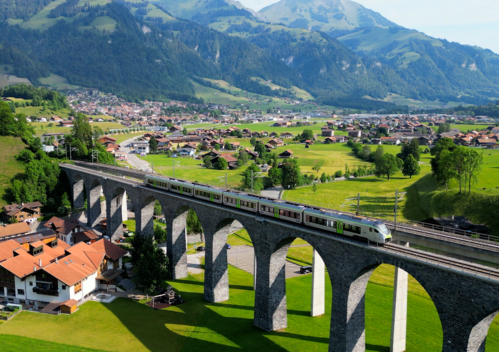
[
  {"x1": 223, "y1": 191, "x2": 259, "y2": 213},
  {"x1": 259, "y1": 199, "x2": 304, "y2": 223},
  {"x1": 144, "y1": 175, "x2": 170, "y2": 191},
  {"x1": 193, "y1": 184, "x2": 223, "y2": 204},
  {"x1": 169, "y1": 179, "x2": 194, "y2": 196}
]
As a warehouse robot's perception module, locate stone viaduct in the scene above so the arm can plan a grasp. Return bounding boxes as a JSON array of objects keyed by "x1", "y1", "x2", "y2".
[{"x1": 64, "y1": 164, "x2": 499, "y2": 352}]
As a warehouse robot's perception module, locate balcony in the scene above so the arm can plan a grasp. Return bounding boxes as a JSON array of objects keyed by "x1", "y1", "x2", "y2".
[{"x1": 33, "y1": 287, "x2": 59, "y2": 296}]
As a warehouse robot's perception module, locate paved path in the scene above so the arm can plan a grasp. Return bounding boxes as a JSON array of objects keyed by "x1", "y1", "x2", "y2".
[
  {"x1": 120, "y1": 136, "x2": 153, "y2": 172},
  {"x1": 260, "y1": 187, "x2": 282, "y2": 199},
  {"x1": 187, "y1": 252, "x2": 204, "y2": 274},
  {"x1": 227, "y1": 245, "x2": 304, "y2": 278}
]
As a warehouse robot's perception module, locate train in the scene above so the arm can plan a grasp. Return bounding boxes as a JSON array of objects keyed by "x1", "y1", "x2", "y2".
[{"x1": 143, "y1": 174, "x2": 392, "y2": 245}]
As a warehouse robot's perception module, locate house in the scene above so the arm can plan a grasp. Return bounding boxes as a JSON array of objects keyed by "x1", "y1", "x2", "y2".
[
  {"x1": 305, "y1": 140, "x2": 314, "y2": 146},
  {"x1": 321, "y1": 126, "x2": 335, "y2": 137},
  {"x1": 335, "y1": 135, "x2": 346, "y2": 143},
  {"x1": 2, "y1": 202, "x2": 43, "y2": 223},
  {"x1": 72, "y1": 229, "x2": 100, "y2": 244},
  {"x1": 267, "y1": 139, "x2": 284, "y2": 148},
  {"x1": 0, "y1": 238, "x2": 126, "y2": 311},
  {"x1": 131, "y1": 141, "x2": 150, "y2": 154},
  {"x1": 211, "y1": 154, "x2": 238, "y2": 169},
  {"x1": 50, "y1": 116, "x2": 62, "y2": 122},
  {"x1": 324, "y1": 137, "x2": 337, "y2": 144},
  {"x1": 348, "y1": 130, "x2": 362, "y2": 138},
  {"x1": 229, "y1": 142, "x2": 240, "y2": 150},
  {"x1": 370, "y1": 138, "x2": 382, "y2": 145},
  {"x1": 280, "y1": 132, "x2": 294, "y2": 139},
  {"x1": 59, "y1": 121, "x2": 74, "y2": 128},
  {"x1": 477, "y1": 139, "x2": 497, "y2": 147},
  {"x1": 242, "y1": 148, "x2": 259, "y2": 160},
  {"x1": 169, "y1": 125, "x2": 182, "y2": 133},
  {"x1": 0, "y1": 222, "x2": 32, "y2": 241},
  {"x1": 43, "y1": 217, "x2": 87, "y2": 245},
  {"x1": 176, "y1": 148, "x2": 195, "y2": 157},
  {"x1": 98, "y1": 136, "x2": 117, "y2": 145},
  {"x1": 278, "y1": 150, "x2": 294, "y2": 159},
  {"x1": 380, "y1": 136, "x2": 401, "y2": 145}
]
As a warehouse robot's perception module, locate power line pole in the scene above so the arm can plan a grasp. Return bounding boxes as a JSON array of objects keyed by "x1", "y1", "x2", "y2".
[
  {"x1": 225, "y1": 173, "x2": 228, "y2": 190},
  {"x1": 251, "y1": 170, "x2": 253, "y2": 193},
  {"x1": 173, "y1": 158, "x2": 175, "y2": 178},
  {"x1": 394, "y1": 189, "x2": 399, "y2": 230},
  {"x1": 356, "y1": 193, "x2": 360, "y2": 216}
]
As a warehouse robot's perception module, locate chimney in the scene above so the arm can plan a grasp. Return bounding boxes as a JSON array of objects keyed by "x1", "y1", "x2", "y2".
[
  {"x1": 55, "y1": 258, "x2": 58, "y2": 264},
  {"x1": 39, "y1": 259, "x2": 42, "y2": 267},
  {"x1": 33, "y1": 267, "x2": 37, "y2": 272}
]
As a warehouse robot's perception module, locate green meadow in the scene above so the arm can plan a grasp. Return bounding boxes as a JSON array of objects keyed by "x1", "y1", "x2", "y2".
[
  {"x1": 0, "y1": 137, "x2": 26, "y2": 207},
  {"x1": 1, "y1": 263, "x2": 497, "y2": 351}
]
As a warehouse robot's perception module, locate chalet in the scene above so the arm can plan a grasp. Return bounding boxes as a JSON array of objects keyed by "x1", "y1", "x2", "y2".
[
  {"x1": 267, "y1": 139, "x2": 284, "y2": 148},
  {"x1": 43, "y1": 217, "x2": 87, "y2": 245},
  {"x1": 229, "y1": 142, "x2": 241, "y2": 150},
  {"x1": 210, "y1": 154, "x2": 238, "y2": 169},
  {"x1": 98, "y1": 136, "x2": 117, "y2": 145},
  {"x1": 477, "y1": 139, "x2": 498, "y2": 147},
  {"x1": 278, "y1": 150, "x2": 294, "y2": 159},
  {"x1": 0, "y1": 238, "x2": 126, "y2": 311},
  {"x1": 2, "y1": 202, "x2": 43, "y2": 223},
  {"x1": 324, "y1": 137, "x2": 337, "y2": 144},
  {"x1": 72, "y1": 229, "x2": 99, "y2": 244},
  {"x1": 380, "y1": 137, "x2": 401, "y2": 145},
  {"x1": 176, "y1": 148, "x2": 195, "y2": 157},
  {"x1": 371, "y1": 138, "x2": 382, "y2": 145},
  {"x1": 305, "y1": 140, "x2": 314, "y2": 146},
  {"x1": 169, "y1": 125, "x2": 182, "y2": 133},
  {"x1": 348, "y1": 130, "x2": 362, "y2": 138},
  {"x1": 50, "y1": 116, "x2": 62, "y2": 122},
  {"x1": 269, "y1": 132, "x2": 279, "y2": 138},
  {"x1": 280, "y1": 132, "x2": 294, "y2": 139},
  {"x1": 59, "y1": 121, "x2": 74, "y2": 128},
  {"x1": 418, "y1": 136, "x2": 432, "y2": 146},
  {"x1": 242, "y1": 148, "x2": 259, "y2": 160},
  {"x1": 321, "y1": 126, "x2": 335, "y2": 137}
]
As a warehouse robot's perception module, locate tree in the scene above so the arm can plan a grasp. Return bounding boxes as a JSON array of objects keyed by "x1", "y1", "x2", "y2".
[
  {"x1": 398, "y1": 138, "x2": 421, "y2": 161},
  {"x1": 214, "y1": 158, "x2": 228, "y2": 170},
  {"x1": 187, "y1": 209, "x2": 203, "y2": 234},
  {"x1": 281, "y1": 159, "x2": 302, "y2": 189},
  {"x1": 130, "y1": 235, "x2": 169, "y2": 298},
  {"x1": 375, "y1": 154, "x2": 402, "y2": 180},
  {"x1": 433, "y1": 149, "x2": 456, "y2": 191},
  {"x1": 224, "y1": 141, "x2": 232, "y2": 150},
  {"x1": 203, "y1": 155, "x2": 212, "y2": 169},
  {"x1": 57, "y1": 192, "x2": 72, "y2": 216},
  {"x1": 149, "y1": 136, "x2": 158, "y2": 152},
  {"x1": 250, "y1": 136, "x2": 257, "y2": 146},
  {"x1": 153, "y1": 225, "x2": 166, "y2": 243},
  {"x1": 0, "y1": 101, "x2": 17, "y2": 136},
  {"x1": 153, "y1": 200, "x2": 162, "y2": 216},
  {"x1": 402, "y1": 155, "x2": 420, "y2": 178},
  {"x1": 242, "y1": 164, "x2": 263, "y2": 191},
  {"x1": 92, "y1": 126, "x2": 104, "y2": 142},
  {"x1": 360, "y1": 145, "x2": 371, "y2": 161},
  {"x1": 182, "y1": 128, "x2": 188, "y2": 135},
  {"x1": 214, "y1": 144, "x2": 220, "y2": 151},
  {"x1": 464, "y1": 149, "x2": 483, "y2": 195},
  {"x1": 238, "y1": 150, "x2": 249, "y2": 165},
  {"x1": 71, "y1": 113, "x2": 93, "y2": 149},
  {"x1": 374, "y1": 145, "x2": 385, "y2": 162},
  {"x1": 452, "y1": 146, "x2": 468, "y2": 194},
  {"x1": 312, "y1": 164, "x2": 321, "y2": 173},
  {"x1": 301, "y1": 129, "x2": 314, "y2": 141},
  {"x1": 268, "y1": 166, "x2": 282, "y2": 186},
  {"x1": 312, "y1": 182, "x2": 317, "y2": 193},
  {"x1": 320, "y1": 172, "x2": 327, "y2": 183}
]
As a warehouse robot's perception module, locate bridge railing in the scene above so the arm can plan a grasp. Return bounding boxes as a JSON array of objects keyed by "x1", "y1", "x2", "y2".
[
  {"x1": 368, "y1": 239, "x2": 499, "y2": 282},
  {"x1": 388, "y1": 219, "x2": 499, "y2": 245}
]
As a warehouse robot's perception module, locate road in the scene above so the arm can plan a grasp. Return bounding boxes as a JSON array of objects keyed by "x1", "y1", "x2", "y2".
[{"x1": 120, "y1": 136, "x2": 153, "y2": 172}]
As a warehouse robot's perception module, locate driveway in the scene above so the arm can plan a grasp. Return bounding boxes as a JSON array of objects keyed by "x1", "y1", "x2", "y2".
[{"x1": 120, "y1": 136, "x2": 153, "y2": 172}]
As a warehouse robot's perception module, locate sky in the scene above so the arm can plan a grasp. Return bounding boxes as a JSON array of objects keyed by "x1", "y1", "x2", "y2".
[{"x1": 238, "y1": 0, "x2": 499, "y2": 53}]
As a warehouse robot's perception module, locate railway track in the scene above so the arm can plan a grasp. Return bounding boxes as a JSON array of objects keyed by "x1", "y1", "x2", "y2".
[
  {"x1": 381, "y1": 243, "x2": 499, "y2": 280},
  {"x1": 68, "y1": 162, "x2": 499, "y2": 252}
]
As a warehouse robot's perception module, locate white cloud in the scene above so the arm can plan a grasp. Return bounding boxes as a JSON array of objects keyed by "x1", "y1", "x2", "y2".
[{"x1": 237, "y1": 0, "x2": 499, "y2": 53}]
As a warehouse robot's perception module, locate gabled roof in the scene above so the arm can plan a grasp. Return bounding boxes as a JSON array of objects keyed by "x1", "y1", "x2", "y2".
[
  {"x1": 0, "y1": 222, "x2": 31, "y2": 238},
  {"x1": 90, "y1": 239, "x2": 127, "y2": 261}
]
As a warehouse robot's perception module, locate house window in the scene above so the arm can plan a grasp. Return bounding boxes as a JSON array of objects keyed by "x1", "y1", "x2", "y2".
[
  {"x1": 17, "y1": 289, "x2": 25, "y2": 295},
  {"x1": 74, "y1": 281, "x2": 82, "y2": 294},
  {"x1": 29, "y1": 282, "x2": 33, "y2": 286},
  {"x1": 62, "y1": 285, "x2": 66, "y2": 290}
]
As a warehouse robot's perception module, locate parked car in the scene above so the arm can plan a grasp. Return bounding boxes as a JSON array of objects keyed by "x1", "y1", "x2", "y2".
[
  {"x1": 226, "y1": 244, "x2": 231, "y2": 249},
  {"x1": 196, "y1": 246, "x2": 206, "y2": 252},
  {"x1": 300, "y1": 266, "x2": 312, "y2": 274}
]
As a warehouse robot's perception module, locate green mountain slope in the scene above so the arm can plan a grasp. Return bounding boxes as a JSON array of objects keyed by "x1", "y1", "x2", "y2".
[{"x1": 259, "y1": 0, "x2": 399, "y2": 34}]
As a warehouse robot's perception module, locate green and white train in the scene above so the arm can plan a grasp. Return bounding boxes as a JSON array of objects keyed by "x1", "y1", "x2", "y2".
[{"x1": 144, "y1": 174, "x2": 392, "y2": 244}]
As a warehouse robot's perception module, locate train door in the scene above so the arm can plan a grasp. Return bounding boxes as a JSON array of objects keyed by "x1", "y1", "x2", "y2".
[
  {"x1": 236, "y1": 198, "x2": 241, "y2": 209},
  {"x1": 274, "y1": 207, "x2": 279, "y2": 218},
  {"x1": 337, "y1": 221, "x2": 344, "y2": 234},
  {"x1": 180, "y1": 186, "x2": 184, "y2": 195},
  {"x1": 210, "y1": 193, "x2": 214, "y2": 202}
]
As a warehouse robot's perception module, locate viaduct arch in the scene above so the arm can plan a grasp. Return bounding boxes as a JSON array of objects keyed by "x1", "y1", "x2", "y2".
[{"x1": 62, "y1": 165, "x2": 499, "y2": 352}]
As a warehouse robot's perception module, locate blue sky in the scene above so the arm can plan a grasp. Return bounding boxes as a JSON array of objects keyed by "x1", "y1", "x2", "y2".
[{"x1": 238, "y1": 0, "x2": 499, "y2": 53}]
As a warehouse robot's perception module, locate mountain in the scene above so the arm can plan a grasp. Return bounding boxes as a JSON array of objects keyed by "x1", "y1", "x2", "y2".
[{"x1": 260, "y1": 0, "x2": 399, "y2": 35}]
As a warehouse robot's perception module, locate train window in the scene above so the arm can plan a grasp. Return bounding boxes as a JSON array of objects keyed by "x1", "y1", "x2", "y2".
[
  {"x1": 184, "y1": 188, "x2": 191, "y2": 194},
  {"x1": 214, "y1": 194, "x2": 221, "y2": 200},
  {"x1": 374, "y1": 229, "x2": 379, "y2": 233},
  {"x1": 306, "y1": 215, "x2": 311, "y2": 222},
  {"x1": 149, "y1": 180, "x2": 154, "y2": 184}
]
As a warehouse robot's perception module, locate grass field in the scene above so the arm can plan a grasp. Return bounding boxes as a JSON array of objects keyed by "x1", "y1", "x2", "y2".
[
  {"x1": 112, "y1": 132, "x2": 147, "y2": 144},
  {"x1": 192, "y1": 79, "x2": 335, "y2": 112},
  {"x1": 0, "y1": 137, "x2": 26, "y2": 207},
  {"x1": 39, "y1": 74, "x2": 80, "y2": 90},
  {"x1": 1, "y1": 263, "x2": 497, "y2": 351},
  {"x1": 30, "y1": 122, "x2": 123, "y2": 135}
]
